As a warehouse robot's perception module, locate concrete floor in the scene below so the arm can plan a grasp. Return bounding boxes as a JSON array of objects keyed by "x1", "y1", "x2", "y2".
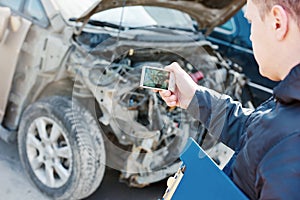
[
  {"x1": 0, "y1": 138, "x2": 166, "y2": 200},
  {"x1": 0, "y1": 134, "x2": 232, "y2": 200},
  {"x1": 0, "y1": 139, "x2": 50, "y2": 200}
]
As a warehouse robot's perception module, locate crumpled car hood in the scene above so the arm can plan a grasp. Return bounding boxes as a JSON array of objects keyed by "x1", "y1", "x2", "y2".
[{"x1": 77, "y1": 0, "x2": 246, "y2": 34}]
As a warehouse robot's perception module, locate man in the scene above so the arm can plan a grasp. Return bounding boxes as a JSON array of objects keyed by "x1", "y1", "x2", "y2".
[{"x1": 159, "y1": 0, "x2": 300, "y2": 199}]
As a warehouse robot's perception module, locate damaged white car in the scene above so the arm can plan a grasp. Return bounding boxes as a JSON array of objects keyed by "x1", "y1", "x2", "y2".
[{"x1": 0, "y1": 0, "x2": 247, "y2": 199}]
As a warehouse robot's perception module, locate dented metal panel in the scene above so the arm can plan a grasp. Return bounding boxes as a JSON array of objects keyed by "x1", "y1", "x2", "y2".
[{"x1": 0, "y1": 6, "x2": 31, "y2": 123}]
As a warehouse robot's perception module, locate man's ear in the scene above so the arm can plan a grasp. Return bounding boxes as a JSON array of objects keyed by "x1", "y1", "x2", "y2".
[{"x1": 271, "y1": 5, "x2": 288, "y2": 40}]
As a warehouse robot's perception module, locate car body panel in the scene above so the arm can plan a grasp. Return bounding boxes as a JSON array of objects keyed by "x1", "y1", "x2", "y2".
[
  {"x1": 0, "y1": 0, "x2": 72, "y2": 130},
  {"x1": 0, "y1": 7, "x2": 32, "y2": 122}
]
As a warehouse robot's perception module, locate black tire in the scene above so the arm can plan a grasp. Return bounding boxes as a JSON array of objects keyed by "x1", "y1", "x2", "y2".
[{"x1": 18, "y1": 96, "x2": 106, "y2": 200}]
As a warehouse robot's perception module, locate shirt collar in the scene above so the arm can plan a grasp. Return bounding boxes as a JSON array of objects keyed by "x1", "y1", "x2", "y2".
[{"x1": 273, "y1": 64, "x2": 300, "y2": 104}]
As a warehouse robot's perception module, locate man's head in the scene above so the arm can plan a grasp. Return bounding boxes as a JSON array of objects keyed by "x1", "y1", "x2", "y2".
[{"x1": 245, "y1": 0, "x2": 300, "y2": 81}]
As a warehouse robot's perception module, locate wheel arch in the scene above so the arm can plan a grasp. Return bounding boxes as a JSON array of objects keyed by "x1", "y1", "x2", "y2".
[{"x1": 1, "y1": 78, "x2": 74, "y2": 132}]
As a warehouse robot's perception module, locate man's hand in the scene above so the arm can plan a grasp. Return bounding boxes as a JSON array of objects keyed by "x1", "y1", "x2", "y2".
[{"x1": 158, "y1": 62, "x2": 198, "y2": 109}]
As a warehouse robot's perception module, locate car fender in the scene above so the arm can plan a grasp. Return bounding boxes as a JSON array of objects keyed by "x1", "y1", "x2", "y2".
[{"x1": 0, "y1": 6, "x2": 31, "y2": 123}]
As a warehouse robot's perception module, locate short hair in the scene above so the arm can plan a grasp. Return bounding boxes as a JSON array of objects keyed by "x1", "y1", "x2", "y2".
[{"x1": 252, "y1": 0, "x2": 300, "y2": 27}]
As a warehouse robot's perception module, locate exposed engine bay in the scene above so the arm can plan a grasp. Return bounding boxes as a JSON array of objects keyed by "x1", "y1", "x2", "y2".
[{"x1": 66, "y1": 30, "x2": 251, "y2": 187}]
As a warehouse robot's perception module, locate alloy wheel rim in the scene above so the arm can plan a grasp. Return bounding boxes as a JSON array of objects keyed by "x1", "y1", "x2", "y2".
[{"x1": 26, "y1": 117, "x2": 73, "y2": 188}]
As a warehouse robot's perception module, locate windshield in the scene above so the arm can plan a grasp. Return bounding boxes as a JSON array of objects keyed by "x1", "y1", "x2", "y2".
[
  {"x1": 90, "y1": 6, "x2": 195, "y2": 30},
  {"x1": 52, "y1": 0, "x2": 195, "y2": 31}
]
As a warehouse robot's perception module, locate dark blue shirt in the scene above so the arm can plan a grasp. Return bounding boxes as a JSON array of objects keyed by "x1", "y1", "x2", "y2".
[{"x1": 187, "y1": 64, "x2": 300, "y2": 199}]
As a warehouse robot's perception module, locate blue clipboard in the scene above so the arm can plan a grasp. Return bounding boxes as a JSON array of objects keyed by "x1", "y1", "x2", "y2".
[{"x1": 162, "y1": 138, "x2": 248, "y2": 200}]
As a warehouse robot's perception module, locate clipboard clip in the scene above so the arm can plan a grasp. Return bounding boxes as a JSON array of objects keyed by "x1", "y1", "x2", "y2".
[{"x1": 162, "y1": 164, "x2": 186, "y2": 200}]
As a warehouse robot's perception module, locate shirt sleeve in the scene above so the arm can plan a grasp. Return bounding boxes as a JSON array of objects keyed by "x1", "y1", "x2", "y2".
[{"x1": 186, "y1": 86, "x2": 253, "y2": 150}]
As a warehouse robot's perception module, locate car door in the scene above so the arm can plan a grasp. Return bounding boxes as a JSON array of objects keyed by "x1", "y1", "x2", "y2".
[{"x1": 0, "y1": 0, "x2": 32, "y2": 122}]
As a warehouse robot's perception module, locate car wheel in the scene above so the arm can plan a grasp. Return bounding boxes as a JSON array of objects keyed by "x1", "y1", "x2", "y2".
[{"x1": 18, "y1": 96, "x2": 105, "y2": 200}]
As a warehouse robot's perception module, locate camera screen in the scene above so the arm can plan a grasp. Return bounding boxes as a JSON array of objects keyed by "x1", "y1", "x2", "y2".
[{"x1": 142, "y1": 68, "x2": 170, "y2": 90}]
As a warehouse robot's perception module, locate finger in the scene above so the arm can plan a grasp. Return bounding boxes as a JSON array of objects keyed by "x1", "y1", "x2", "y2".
[
  {"x1": 167, "y1": 100, "x2": 177, "y2": 107},
  {"x1": 164, "y1": 63, "x2": 176, "y2": 72},
  {"x1": 167, "y1": 94, "x2": 177, "y2": 102},
  {"x1": 159, "y1": 90, "x2": 172, "y2": 97},
  {"x1": 165, "y1": 62, "x2": 181, "y2": 72},
  {"x1": 163, "y1": 95, "x2": 178, "y2": 106}
]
